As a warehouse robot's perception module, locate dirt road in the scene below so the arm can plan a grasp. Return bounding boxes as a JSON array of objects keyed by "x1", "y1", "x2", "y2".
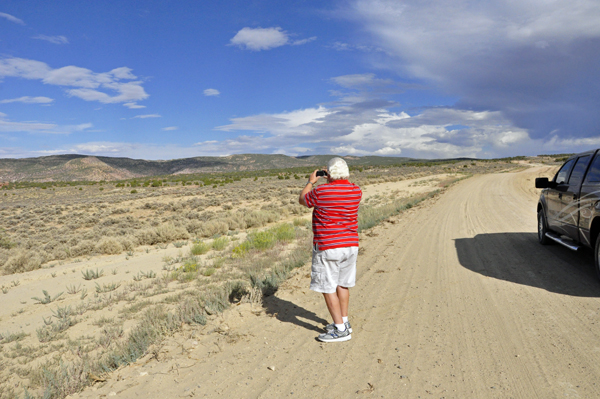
[{"x1": 77, "y1": 167, "x2": 600, "y2": 399}]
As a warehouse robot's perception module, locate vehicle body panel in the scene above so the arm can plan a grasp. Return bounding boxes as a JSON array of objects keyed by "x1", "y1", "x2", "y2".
[{"x1": 537, "y1": 148, "x2": 600, "y2": 250}]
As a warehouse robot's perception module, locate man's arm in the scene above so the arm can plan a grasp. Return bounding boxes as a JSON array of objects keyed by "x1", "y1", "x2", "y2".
[{"x1": 299, "y1": 169, "x2": 320, "y2": 207}]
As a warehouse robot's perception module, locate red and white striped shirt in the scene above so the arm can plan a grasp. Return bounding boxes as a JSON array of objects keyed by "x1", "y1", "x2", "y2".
[{"x1": 304, "y1": 179, "x2": 362, "y2": 250}]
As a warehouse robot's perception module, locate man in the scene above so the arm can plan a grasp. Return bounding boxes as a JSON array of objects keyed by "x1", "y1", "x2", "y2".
[{"x1": 299, "y1": 157, "x2": 362, "y2": 342}]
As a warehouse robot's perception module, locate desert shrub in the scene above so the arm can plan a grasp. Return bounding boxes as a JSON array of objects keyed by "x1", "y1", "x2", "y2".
[
  {"x1": 95, "y1": 237, "x2": 123, "y2": 255},
  {"x1": 225, "y1": 214, "x2": 246, "y2": 230},
  {"x1": 190, "y1": 241, "x2": 209, "y2": 256},
  {"x1": 181, "y1": 258, "x2": 200, "y2": 272},
  {"x1": 3, "y1": 250, "x2": 43, "y2": 274},
  {"x1": 232, "y1": 241, "x2": 252, "y2": 258},
  {"x1": 244, "y1": 210, "x2": 279, "y2": 228},
  {"x1": 51, "y1": 246, "x2": 69, "y2": 261},
  {"x1": 185, "y1": 220, "x2": 203, "y2": 235},
  {"x1": 119, "y1": 237, "x2": 135, "y2": 251},
  {"x1": 32, "y1": 358, "x2": 91, "y2": 398},
  {"x1": 155, "y1": 223, "x2": 189, "y2": 242},
  {"x1": 135, "y1": 228, "x2": 159, "y2": 245},
  {"x1": 0, "y1": 249, "x2": 9, "y2": 268},
  {"x1": 247, "y1": 230, "x2": 276, "y2": 250},
  {"x1": 70, "y1": 240, "x2": 96, "y2": 257},
  {"x1": 287, "y1": 203, "x2": 307, "y2": 215},
  {"x1": 272, "y1": 223, "x2": 296, "y2": 242},
  {"x1": 0, "y1": 234, "x2": 16, "y2": 249},
  {"x1": 199, "y1": 220, "x2": 228, "y2": 237},
  {"x1": 293, "y1": 218, "x2": 311, "y2": 228},
  {"x1": 211, "y1": 236, "x2": 228, "y2": 251}
]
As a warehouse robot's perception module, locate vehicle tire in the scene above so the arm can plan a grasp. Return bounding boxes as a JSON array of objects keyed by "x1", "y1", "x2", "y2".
[
  {"x1": 538, "y1": 209, "x2": 551, "y2": 245},
  {"x1": 595, "y1": 234, "x2": 600, "y2": 281}
]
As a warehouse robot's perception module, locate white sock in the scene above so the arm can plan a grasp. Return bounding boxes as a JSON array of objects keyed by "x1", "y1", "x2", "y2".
[
  {"x1": 342, "y1": 316, "x2": 348, "y2": 323},
  {"x1": 335, "y1": 323, "x2": 346, "y2": 332}
]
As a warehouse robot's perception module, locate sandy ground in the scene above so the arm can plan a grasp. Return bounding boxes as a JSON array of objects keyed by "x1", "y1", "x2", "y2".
[
  {"x1": 14, "y1": 166, "x2": 600, "y2": 398},
  {"x1": 70, "y1": 165, "x2": 600, "y2": 399}
]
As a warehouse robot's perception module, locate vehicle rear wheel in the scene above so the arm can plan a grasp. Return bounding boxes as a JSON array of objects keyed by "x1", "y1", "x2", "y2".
[
  {"x1": 538, "y1": 210, "x2": 551, "y2": 245},
  {"x1": 595, "y1": 234, "x2": 600, "y2": 281}
]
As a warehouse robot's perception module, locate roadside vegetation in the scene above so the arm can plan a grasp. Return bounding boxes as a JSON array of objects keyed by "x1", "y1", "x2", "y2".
[{"x1": 0, "y1": 159, "x2": 520, "y2": 399}]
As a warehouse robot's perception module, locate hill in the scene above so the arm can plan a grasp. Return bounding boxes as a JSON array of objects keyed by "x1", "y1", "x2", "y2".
[{"x1": 0, "y1": 153, "x2": 472, "y2": 182}]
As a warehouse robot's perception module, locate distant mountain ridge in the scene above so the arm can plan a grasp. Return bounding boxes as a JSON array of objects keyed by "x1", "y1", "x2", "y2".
[{"x1": 0, "y1": 153, "x2": 468, "y2": 182}]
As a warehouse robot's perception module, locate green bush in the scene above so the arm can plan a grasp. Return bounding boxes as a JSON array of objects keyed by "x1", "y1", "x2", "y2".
[
  {"x1": 211, "y1": 236, "x2": 228, "y2": 251},
  {"x1": 181, "y1": 258, "x2": 200, "y2": 272},
  {"x1": 272, "y1": 223, "x2": 296, "y2": 242},
  {"x1": 247, "y1": 230, "x2": 276, "y2": 250},
  {"x1": 232, "y1": 241, "x2": 252, "y2": 258},
  {"x1": 190, "y1": 241, "x2": 209, "y2": 255}
]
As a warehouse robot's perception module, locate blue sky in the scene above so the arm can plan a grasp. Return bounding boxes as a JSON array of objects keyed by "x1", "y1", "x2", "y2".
[{"x1": 1, "y1": 0, "x2": 600, "y2": 160}]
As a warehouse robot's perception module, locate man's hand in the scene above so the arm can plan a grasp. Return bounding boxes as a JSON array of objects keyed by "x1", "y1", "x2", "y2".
[
  {"x1": 299, "y1": 169, "x2": 324, "y2": 207},
  {"x1": 308, "y1": 169, "x2": 320, "y2": 184}
]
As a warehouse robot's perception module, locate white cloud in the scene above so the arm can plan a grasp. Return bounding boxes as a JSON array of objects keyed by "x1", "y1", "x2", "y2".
[
  {"x1": 162, "y1": 126, "x2": 178, "y2": 131},
  {"x1": 0, "y1": 112, "x2": 92, "y2": 134},
  {"x1": 217, "y1": 106, "x2": 331, "y2": 135},
  {"x1": 230, "y1": 27, "x2": 289, "y2": 50},
  {"x1": 0, "y1": 57, "x2": 149, "y2": 105},
  {"x1": 32, "y1": 35, "x2": 69, "y2": 44},
  {"x1": 207, "y1": 73, "x2": 541, "y2": 158},
  {"x1": 0, "y1": 118, "x2": 56, "y2": 133},
  {"x1": 132, "y1": 114, "x2": 161, "y2": 119},
  {"x1": 123, "y1": 102, "x2": 146, "y2": 109},
  {"x1": 0, "y1": 96, "x2": 54, "y2": 104},
  {"x1": 71, "y1": 142, "x2": 131, "y2": 154},
  {"x1": 204, "y1": 88, "x2": 220, "y2": 96},
  {"x1": 292, "y1": 36, "x2": 317, "y2": 46},
  {"x1": 230, "y1": 27, "x2": 315, "y2": 51},
  {"x1": 0, "y1": 12, "x2": 24, "y2": 25}
]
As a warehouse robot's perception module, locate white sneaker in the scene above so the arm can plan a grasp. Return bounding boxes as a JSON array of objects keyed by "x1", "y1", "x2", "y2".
[
  {"x1": 318, "y1": 326, "x2": 351, "y2": 342},
  {"x1": 325, "y1": 321, "x2": 352, "y2": 334}
]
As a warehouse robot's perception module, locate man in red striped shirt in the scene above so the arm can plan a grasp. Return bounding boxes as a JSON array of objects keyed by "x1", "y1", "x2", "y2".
[{"x1": 299, "y1": 157, "x2": 362, "y2": 342}]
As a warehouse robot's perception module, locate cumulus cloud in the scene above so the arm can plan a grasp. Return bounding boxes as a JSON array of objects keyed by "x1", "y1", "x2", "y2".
[
  {"x1": 32, "y1": 35, "x2": 69, "y2": 44},
  {"x1": 204, "y1": 74, "x2": 547, "y2": 158},
  {"x1": 131, "y1": 114, "x2": 161, "y2": 119},
  {"x1": 0, "y1": 96, "x2": 54, "y2": 104},
  {"x1": 230, "y1": 27, "x2": 315, "y2": 51},
  {"x1": 203, "y1": 88, "x2": 220, "y2": 96},
  {"x1": 348, "y1": 0, "x2": 600, "y2": 141},
  {"x1": 0, "y1": 57, "x2": 149, "y2": 105},
  {"x1": 0, "y1": 12, "x2": 24, "y2": 25}
]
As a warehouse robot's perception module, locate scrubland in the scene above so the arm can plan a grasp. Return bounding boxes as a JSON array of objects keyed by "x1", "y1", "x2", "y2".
[{"x1": 0, "y1": 159, "x2": 519, "y2": 399}]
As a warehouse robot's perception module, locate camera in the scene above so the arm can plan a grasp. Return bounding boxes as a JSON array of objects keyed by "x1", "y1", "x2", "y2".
[{"x1": 316, "y1": 170, "x2": 327, "y2": 177}]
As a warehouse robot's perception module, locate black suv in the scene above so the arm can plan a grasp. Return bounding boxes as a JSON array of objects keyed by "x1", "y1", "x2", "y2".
[{"x1": 536, "y1": 149, "x2": 600, "y2": 278}]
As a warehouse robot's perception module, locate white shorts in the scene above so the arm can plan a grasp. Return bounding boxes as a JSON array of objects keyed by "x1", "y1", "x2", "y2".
[{"x1": 310, "y1": 246, "x2": 358, "y2": 294}]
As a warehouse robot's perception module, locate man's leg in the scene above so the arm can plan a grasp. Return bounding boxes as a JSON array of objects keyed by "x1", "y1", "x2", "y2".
[
  {"x1": 323, "y1": 292, "x2": 343, "y2": 325},
  {"x1": 337, "y1": 286, "x2": 349, "y2": 318}
]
